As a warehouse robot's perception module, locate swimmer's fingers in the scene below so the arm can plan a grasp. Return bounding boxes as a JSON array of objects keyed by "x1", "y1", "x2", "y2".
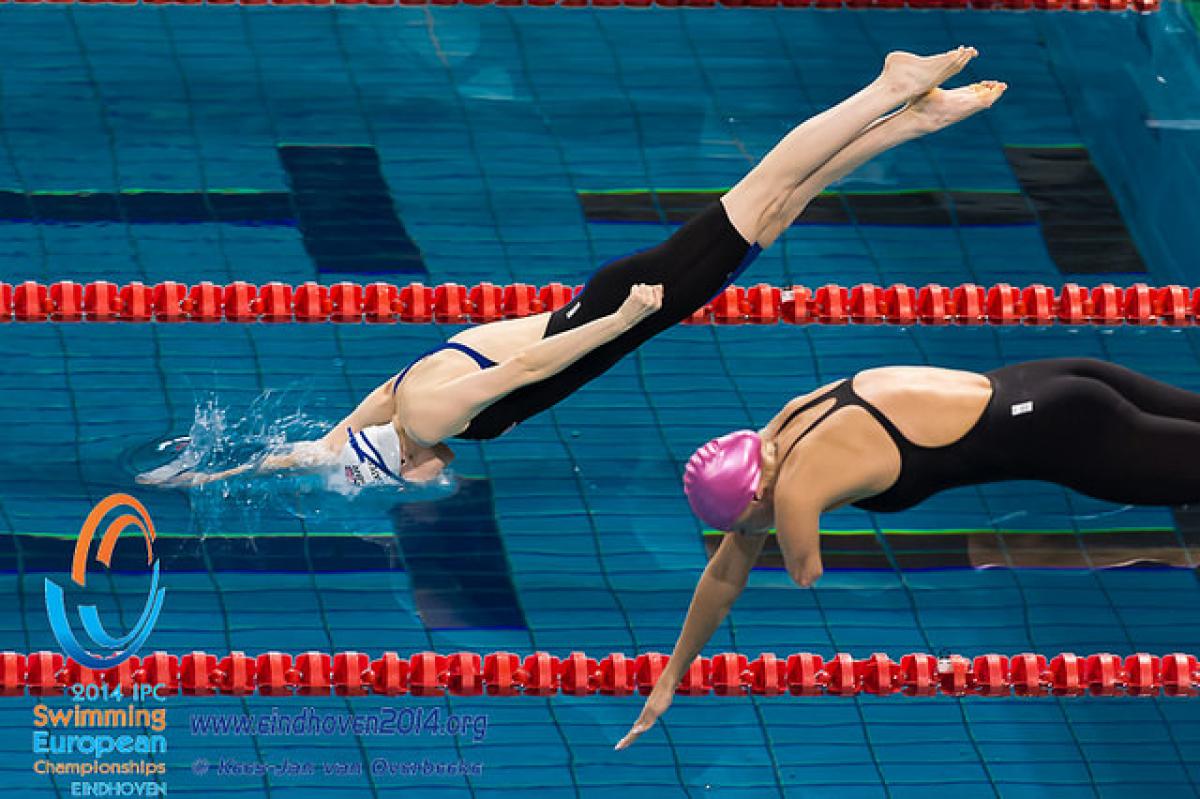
[
  {"x1": 646, "y1": 284, "x2": 663, "y2": 313},
  {"x1": 614, "y1": 723, "x2": 650, "y2": 751},
  {"x1": 616, "y1": 283, "x2": 665, "y2": 328},
  {"x1": 135, "y1": 465, "x2": 200, "y2": 487},
  {"x1": 614, "y1": 692, "x2": 671, "y2": 750},
  {"x1": 614, "y1": 715, "x2": 655, "y2": 751}
]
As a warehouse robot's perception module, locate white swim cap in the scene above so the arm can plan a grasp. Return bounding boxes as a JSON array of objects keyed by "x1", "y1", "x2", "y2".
[{"x1": 338, "y1": 424, "x2": 403, "y2": 487}]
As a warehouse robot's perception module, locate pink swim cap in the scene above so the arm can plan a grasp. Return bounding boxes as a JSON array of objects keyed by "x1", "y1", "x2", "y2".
[{"x1": 683, "y1": 430, "x2": 763, "y2": 530}]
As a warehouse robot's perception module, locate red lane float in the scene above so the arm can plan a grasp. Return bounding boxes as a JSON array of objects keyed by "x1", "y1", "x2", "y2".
[
  {"x1": 4, "y1": 281, "x2": 1200, "y2": 326},
  {"x1": 1, "y1": 650, "x2": 1195, "y2": 698},
  {"x1": 850, "y1": 283, "x2": 882, "y2": 324}
]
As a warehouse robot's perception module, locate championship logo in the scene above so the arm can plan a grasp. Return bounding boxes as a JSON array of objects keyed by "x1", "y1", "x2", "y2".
[{"x1": 44, "y1": 494, "x2": 166, "y2": 669}]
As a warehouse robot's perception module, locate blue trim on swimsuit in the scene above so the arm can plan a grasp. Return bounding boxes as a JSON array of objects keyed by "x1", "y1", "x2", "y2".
[
  {"x1": 392, "y1": 342, "x2": 498, "y2": 394},
  {"x1": 711, "y1": 242, "x2": 763, "y2": 301},
  {"x1": 730, "y1": 243, "x2": 763, "y2": 285}
]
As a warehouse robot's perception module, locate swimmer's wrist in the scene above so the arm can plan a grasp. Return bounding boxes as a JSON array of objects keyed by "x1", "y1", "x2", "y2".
[
  {"x1": 659, "y1": 661, "x2": 687, "y2": 688},
  {"x1": 610, "y1": 308, "x2": 639, "y2": 333}
]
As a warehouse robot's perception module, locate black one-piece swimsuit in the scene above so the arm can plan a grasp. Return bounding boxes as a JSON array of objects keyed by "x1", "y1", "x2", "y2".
[{"x1": 774, "y1": 359, "x2": 1200, "y2": 512}]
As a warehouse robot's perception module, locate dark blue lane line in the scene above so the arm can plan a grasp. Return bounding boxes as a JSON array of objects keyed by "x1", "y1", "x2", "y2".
[
  {"x1": 1004, "y1": 146, "x2": 1148, "y2": 275},
  {"x1": 580, "y1": 188, "x2": 1040, "y2": 227},
  {"x1": 0, "y1": 189, "x2": 295, "y2": 225},
  {"x1": 278, "y1": 144, "x2": 425, "y2": 276},
  {"x1": 705, "y1": 527, "x2": 1198, "y2": 571},
  {"x1": 0, "y1": 144, "x2": 428, "y2": 277},
  {"x1": 4, "y1": 527, "x2": 1192, "y2": 574},
  {"x1": 386, "y1": 477, "x2": 527, "y2": 630}
]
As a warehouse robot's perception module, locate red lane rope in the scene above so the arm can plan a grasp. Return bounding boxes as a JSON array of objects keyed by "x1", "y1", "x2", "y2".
[
  {"x1": 0, "y1": 0, "x2": 1163, "y2": 10},
  {"x1": 3, "y1": 279, "x2": 1197, "y2": 327},
  {"x1": 7, "y1": 650, "x2": 1198, "y2": 697}
]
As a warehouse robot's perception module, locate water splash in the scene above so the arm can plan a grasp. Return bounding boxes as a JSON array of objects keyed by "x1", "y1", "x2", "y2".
[{"x1": 134, "y1": 387, "x2": 459, "y2": 537}]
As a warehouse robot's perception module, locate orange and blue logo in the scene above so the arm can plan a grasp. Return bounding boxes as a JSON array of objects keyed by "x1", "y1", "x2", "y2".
[{"x1": 44, "y1": 494, "x2": 166, "y2": 669}]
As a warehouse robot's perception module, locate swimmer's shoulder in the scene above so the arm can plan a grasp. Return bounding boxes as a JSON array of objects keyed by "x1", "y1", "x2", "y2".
[
  {"x1": 853, "y1": 364, "x2": 988, "y2": 391},
  {"x1": 762, "y1": 378, "x2": 847, "y2": 438}
]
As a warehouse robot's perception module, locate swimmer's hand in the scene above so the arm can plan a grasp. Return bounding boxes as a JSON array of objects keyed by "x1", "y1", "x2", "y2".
[
  {"x1": 135, "y1": 459, "x2": 209, "y2": 487},
  {"x1": 135, "y1": 469, "x2": 191, "y2": 487},
  {"x1": 615, "y1": 283, "x2": 663, "y2": 329},
  {"x1": 136, "y1": 440, "x2": 335, "y2": 488},
  {"x1": 615, "y1": 683, "x2": 675, "y2": 751},
  {"x1": 136, "y1": 463, "x2": 248, "y2": 487}
]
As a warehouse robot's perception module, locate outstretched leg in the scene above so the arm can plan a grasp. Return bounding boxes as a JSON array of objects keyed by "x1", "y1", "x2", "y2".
[
  {"x1": 722, "y1": 47, "x2": 978, "y2": 245},
  {"x1": 1047, "y1": 358, "x2": 1200, "y2": 423},
  {"x1": 1020, "y1": 374, "x2": 1200, "y2": 506},
  {"x1": 464, "y1": 66, "x2": 997, "y2": 438},
  {"x1": 748, "y1": 81, "x2": 1006, "y2": 247}
]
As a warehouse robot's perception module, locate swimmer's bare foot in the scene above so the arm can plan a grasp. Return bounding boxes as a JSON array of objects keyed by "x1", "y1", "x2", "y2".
[
  {"x1": 881, "y1": 47, "x2": 978, "y2": 102},
  {"x1": 907, "y1": 81, "x2": 1006, "y2": 133}
]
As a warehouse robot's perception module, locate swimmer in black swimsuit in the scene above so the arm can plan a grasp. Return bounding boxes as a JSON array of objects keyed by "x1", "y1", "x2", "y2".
[
  {"x1": 616, "y1": 357, "x2": 1200, "y2": 749},
  {"x1": 143, "y1": 50, "x2": 1003, "y2": 488}
]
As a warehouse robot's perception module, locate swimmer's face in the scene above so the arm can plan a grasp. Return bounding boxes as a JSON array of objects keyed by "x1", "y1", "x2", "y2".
[
  {"x1": 399, "y1": 441, "x2": 455, "y2": 484},
  {"x1": 732, "y1": 491, "x2": 774, "y2": 535}
]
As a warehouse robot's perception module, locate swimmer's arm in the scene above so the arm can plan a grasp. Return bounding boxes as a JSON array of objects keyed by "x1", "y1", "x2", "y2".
[
  {"x1": 406, "y1": 288, "x2": 660, "y2": 444},
  {"x1": 321, "y1": 378, "x2": 399, "y2": 452},
  {"x1": 773, "y1": 455, "x2": 845, "y2": 587},
  {"x1": 203, "y1": 450, "x2": 311, "y2": 482},
  {"x1": 616, "y1": 532, "x2": 765, "y2": 750},
  {"x1": 662, "y1": 532, "x2": 766, "y2": 683},
  {"x1": 145, "y1": 444, "x2": 329, "y2": 487},
  {"x1": 775, "y1": 435, "x2": 877, "y2": 586},
  {"x1": 773, "y1": 491, "x2": 824, "y2": 588}
]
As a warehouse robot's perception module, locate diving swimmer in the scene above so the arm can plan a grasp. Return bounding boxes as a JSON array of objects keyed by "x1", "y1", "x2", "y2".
[
  {"x1": 617, "y1": 358, "x2": 1200, "y2": 748},
  {"x1": 139, "y1": 48, "x2": 1003, "y2": 490}
]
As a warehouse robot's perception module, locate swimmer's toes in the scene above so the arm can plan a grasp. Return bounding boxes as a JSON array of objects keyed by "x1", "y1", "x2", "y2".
[
  {"x1": 882, "y1": 47, "x2": 977, "y2": 101},
  {"x1": 908, "y1": 83, "x2": 1004, "y2": 132}
]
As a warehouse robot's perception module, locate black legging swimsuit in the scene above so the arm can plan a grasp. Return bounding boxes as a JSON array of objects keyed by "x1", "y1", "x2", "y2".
[
  {"x1": 453, "y1": 201, "x2": 760, "y2": 440},
  {"x1": 776, "y1": 358, "x2": 1200, "y2": 513}
]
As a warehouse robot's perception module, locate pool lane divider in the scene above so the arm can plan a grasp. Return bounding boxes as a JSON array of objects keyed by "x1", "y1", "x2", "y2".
[
  {"x1": 0, "y1": 279, "x2": 1196, "y2": 325},
  {"x1": 1, "y1": 649, "x2": 1195, "y2": 698}
]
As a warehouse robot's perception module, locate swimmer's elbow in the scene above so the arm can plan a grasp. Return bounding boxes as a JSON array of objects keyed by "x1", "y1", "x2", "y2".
[
  {"x1": 788, "y1": 563, "x2": 823, "y2": 589},
  {"x1": 510, "y1": 351, "x2": 552, "y2": 385}
]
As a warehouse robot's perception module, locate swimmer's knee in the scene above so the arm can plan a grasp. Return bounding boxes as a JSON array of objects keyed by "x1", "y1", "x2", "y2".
[
  {"x1": 722, "y1": 179, "x2": 793, "y2": 249},
  {"x1": 720, "y1": 182, "x2": 770, "y2": 247}
]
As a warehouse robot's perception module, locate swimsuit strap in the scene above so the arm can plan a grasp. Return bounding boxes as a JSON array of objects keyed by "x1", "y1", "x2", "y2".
[
  {"x1": 776, "y1": 377, "x2": 915, "y2": 467},
  {"x1": 777, "y1": 381, "x2": 854, "y2": 465},
  {"x1": 441, "y1": 342, "x2": 498, "y2": 370},
  {"x1": 841, "y1": 379, "x2": 914, "y2": 451},
  {"x1": 392, "y1": 342, "x2": 498, "y2": 394}
]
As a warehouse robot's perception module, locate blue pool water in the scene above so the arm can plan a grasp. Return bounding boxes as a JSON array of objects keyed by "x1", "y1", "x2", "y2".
[{"x1": 2, "y1": 5, "x2": 1200, "y2": 797}]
